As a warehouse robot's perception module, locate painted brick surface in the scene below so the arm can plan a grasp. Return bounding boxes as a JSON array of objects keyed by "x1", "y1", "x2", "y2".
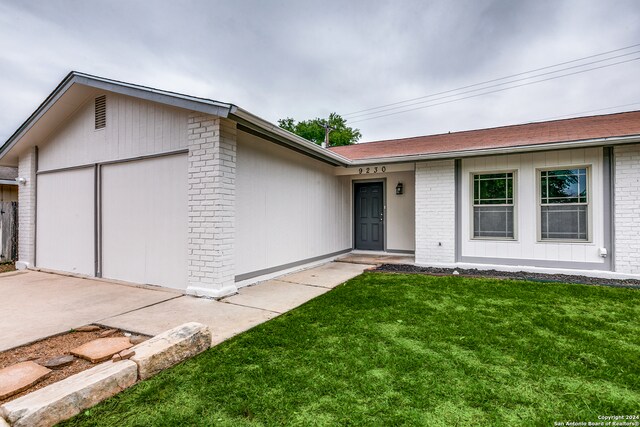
[
  {"x1": 415, "y1": 160, "x2": 456, "y2": 264},
  {"x1": 614, "y1": 144, "x2": 640, "y2": 274},
  {"x1": 186, "y1": 113, "x2": 238, "y2": 298},
  {"x1": 17, "y1": 148, "x2": 36, "y2": 268}
]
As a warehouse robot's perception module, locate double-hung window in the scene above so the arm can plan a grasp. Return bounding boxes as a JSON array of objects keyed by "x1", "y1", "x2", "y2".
[
  {"x1": 472, "y1": 172, "x2": 515, "y2": 239},
  {"x1": 539, "y1": 168, "x2": 589, "y2": 241}
]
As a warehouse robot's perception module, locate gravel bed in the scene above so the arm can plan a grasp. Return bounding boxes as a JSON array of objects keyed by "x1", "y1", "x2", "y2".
[
  {"x1": 0, "y1": 328, "x2": 132, "y2": 404},
  {"x1": 375, "y1": 264, "x2": 640, "y2": 289}
]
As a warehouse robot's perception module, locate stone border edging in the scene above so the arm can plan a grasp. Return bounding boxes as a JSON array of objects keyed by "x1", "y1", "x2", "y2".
[{"x1": 0, "y1": 322, "x2": 211, "y2": 427}]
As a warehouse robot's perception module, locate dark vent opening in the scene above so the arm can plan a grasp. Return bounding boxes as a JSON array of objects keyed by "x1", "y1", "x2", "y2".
[{"x1": 95, "y1": 95, "x2": 106, "y2": 129}]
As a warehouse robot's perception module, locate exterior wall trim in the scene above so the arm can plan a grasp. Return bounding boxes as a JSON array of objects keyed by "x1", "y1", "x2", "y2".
[
  {"x1": 234, "y1": 248, "x2": 352, "y2": 282},
  {"x1": 36, "y1": 149, "x2": 189, "y2": 175},
  {"x1": 386, "y1": 249, "x2": 415, "y2": 254},
  {"x1": 454, "y1": 159, "x2": 462, "y2": 262},
  {"x1": 94, "y1": 164, "x2": 100, "y2": 277},
  {"x1": 33, "y1": 146, "x2": 38, "y2": 268},
  {"x1": 457, "y1": 256, "x2": 609, "y2": 270},
  {"x1": 603, "y1": 147, "x2": 614, "y2": 271}
]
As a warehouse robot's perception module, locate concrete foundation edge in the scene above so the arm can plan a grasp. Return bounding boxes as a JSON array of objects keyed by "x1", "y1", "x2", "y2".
[
  {"x1": 186, "y1": 284, "x2": 238, "y2": 299},
  {"x1": 14, "y1": 262, "x2": 29, "y2": 271}
]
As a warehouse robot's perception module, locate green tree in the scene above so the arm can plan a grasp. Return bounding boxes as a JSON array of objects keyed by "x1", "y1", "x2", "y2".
[{"x1": 277, "y1": 113, "x2": 361, "y2": 146}]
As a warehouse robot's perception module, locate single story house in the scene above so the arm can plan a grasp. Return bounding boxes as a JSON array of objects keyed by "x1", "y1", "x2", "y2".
[{"x1": 1, "y1": 71, "x2": 639, "y2": 297}]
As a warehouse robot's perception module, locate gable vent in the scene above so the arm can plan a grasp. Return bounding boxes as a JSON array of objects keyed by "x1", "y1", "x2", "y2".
[{"x1": 94, "y1": 95, "x2": 106, "y2": 130}]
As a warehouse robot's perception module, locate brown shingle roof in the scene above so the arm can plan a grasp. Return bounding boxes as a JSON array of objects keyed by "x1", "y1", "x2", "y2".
[{"x1": 330, "y1": 110, "x2": 640, "y2": 160}]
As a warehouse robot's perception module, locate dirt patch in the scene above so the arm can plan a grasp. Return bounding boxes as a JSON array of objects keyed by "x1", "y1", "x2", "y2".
[
  {"x1": 0, "y1": 262, "x2": 16, "y2": 274},
  {"x1": 375, "y1": 264, "x2": 640, "y2": 289},
  {"x1": 0, "y1": 327, "x2": 148, "y2": 404}
]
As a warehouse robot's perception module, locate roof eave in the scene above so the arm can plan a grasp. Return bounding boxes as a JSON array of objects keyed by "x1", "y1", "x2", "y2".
[
  {"x1": 0, "y1": 71, "x2": 235, "y2": 160},
  {"x1": 230, "y1": 107, "x2": 352, "y2": 166},
  {"x1": 346, "y1": 134, "x2": 640, "y2": 165}
]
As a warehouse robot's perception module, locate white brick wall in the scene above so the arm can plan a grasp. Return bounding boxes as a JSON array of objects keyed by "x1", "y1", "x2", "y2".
[
  {"x1": 17, "y1": 147, "x2": 37, "y2": 269},
  {"x1": 614, "y1": 144, "x2": 640, "y2": 274},
  {"x1": 186, "y1": 113, "x2": 238, "y2": 298},
  {"x1": 415, "y1": 160, "x2": 456, "y2": 265}
]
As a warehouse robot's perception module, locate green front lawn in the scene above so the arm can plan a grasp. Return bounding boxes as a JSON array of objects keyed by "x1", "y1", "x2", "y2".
[{"x1": 64, "y1": 273, "x2": 639, "y2": 426}]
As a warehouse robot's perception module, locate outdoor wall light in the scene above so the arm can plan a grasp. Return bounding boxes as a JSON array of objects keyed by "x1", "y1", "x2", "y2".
[
  {"x1": 395, "y1": 182, "x2": 404, "y2": 195},
  {"x1": 15, "y1": 177, "x2": 26, "y2": 185}
]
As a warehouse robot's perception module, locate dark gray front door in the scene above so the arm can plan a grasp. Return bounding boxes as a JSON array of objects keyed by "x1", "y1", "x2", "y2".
[{"x1": 354, "y1": 182, "x2": 384, "y2": 251}]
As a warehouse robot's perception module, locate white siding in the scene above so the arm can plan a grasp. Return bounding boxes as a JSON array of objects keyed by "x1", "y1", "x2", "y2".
[
  {"x1": 36, "y1": 168, "x2": 95, "y2": 275},
  {"x1": 461, "y1": 148, "x2": 606, "y2": 265},
  {"x1": 235, "y1": 131, "x2": 350, "y2": 277},
  {"x1": 38, "y1": 93, "x2": 189, "y2": 171},
  {"x1": 101, "y1": 154, "x2": 188, "y2": 289},
  {"x1": 614, "y1": 144, "x2": 640, "y2": 274}
]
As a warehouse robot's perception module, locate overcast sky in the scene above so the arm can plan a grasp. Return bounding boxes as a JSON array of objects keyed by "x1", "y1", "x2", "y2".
[{"x1": 1, "y1": 0, "x2": 639, "y2": 144}]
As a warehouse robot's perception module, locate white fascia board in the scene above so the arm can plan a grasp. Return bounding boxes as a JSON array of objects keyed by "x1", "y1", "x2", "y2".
[
  {"x1": 0, "y1": 77, "x2": 76, "y2": 159},
  {"x1": 348, "y1": 134, "x2": 640, "y2": 165},
  {"x1": 0, "y1": 71, "x2": 235, "y2": 161},
  {"x1": 72, "y1": 73, "x2": 233, "y2": 116}
]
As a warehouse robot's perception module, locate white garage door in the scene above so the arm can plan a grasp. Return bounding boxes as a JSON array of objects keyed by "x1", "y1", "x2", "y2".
[
  {"x1": 36, "y1": 167, "x2": 95, "y2": 275},
  {"x1": 101, "y1": 154, "x2": 187, "y2": 290}
]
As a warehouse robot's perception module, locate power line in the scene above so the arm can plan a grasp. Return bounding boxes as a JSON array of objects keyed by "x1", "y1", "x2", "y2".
[
  {"x1": 342, "y1": 42, "x2": 640, "y2": 118},
  {"x1": 347, "y1": 49, "x2": 640, "y2": 120},
  {"x1": 348, "y1": 56, "x2": 640, "y2": 124},
  {"x1": 532, "y1": 102, "x2": 640, "y2": 122}
]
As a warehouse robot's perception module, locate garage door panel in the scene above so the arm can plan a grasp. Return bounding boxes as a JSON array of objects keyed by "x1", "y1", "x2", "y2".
[
  {"x1": 36, "y1": 168, "x2": 94, "y2": 275},
  {"x1": 101, "y1": 154, "x2": 187, "y2": 290}
]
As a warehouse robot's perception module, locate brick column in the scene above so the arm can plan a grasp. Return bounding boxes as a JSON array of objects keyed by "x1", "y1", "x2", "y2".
[
  {"x1": 415, "y1": 160, "x2": 456, "y2": 265},
  {"x1": 186, "y1": 113, "x2": 238, "y2": 298},
  {"x1": 16, "y1": 147, "x2": 37, "y2": 269},
  {"x1": 614, "y1": 144, "x2": 640, "y2": 274}
]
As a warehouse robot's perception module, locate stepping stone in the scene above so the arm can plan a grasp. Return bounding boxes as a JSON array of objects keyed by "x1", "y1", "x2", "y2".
[
  {"x1": 70, "y1": 337, "x2": 133, "y2": 363},
  {"x1": 0, "y1": 361, "x2": 52, "y2": 400},
  {"x1": 129, "y1": 335, "x2": 147, "y2": 345},
  {"x1": 74, "y1": 325, "x2": 100, "y2": 332},
  {"x1": 99, "y1": 329, "x2": 117, "y2": 337},
  {"x1": 41, "y1": 355, "x2": 75, "y2": 370}
]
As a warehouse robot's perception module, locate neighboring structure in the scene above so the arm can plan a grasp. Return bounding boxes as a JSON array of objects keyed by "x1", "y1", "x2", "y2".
[
  {"x1": 0, "y1": 166, "x2": 18, "y2": 262},
  {"x1": 0, "y1": 72, "x2": 639, "y2": 296}
]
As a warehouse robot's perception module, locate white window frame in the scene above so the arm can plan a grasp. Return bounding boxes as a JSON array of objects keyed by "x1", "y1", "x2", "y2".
[
  {"x1": 536, "y1": 165, "x2": 592, "y2": 243},
  {"x1": 469, "y1": 170, "x2": 517, "y2": 241}
]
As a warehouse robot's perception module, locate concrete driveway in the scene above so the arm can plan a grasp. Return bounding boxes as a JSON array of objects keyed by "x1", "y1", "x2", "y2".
[
  {"x1": 0, "y1": 261, "x2": 374, "y2": 351},
  {"x1": 0, "y1": 271, "x2": 179, "y2": 352}
]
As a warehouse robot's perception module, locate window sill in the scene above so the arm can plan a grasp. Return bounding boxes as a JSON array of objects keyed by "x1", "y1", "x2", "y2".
[
  {"x1": 537, "y1": 239, "x2": 593, "y2": 244},
  {"x1": 470, "y1": 237, "x2": 517, "y2": 242}
]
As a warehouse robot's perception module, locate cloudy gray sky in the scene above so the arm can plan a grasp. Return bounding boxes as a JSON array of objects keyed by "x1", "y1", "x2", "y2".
[{"x1": 1, "y1": 0, "x2": 639, "y2": 143}]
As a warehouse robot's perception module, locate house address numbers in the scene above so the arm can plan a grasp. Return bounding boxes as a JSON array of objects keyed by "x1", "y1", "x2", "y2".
[{"x1": 358, "y1": 166, "x2": 386, "y2": 174}]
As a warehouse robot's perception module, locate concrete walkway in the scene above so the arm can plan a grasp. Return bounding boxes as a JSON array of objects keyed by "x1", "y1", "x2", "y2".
[
  {"x1": 1, "y1": 261, "x2": 373, "y2": 351},
  {"x1": 100, "y1": 261, "x2": 373, "y2": 346}
]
